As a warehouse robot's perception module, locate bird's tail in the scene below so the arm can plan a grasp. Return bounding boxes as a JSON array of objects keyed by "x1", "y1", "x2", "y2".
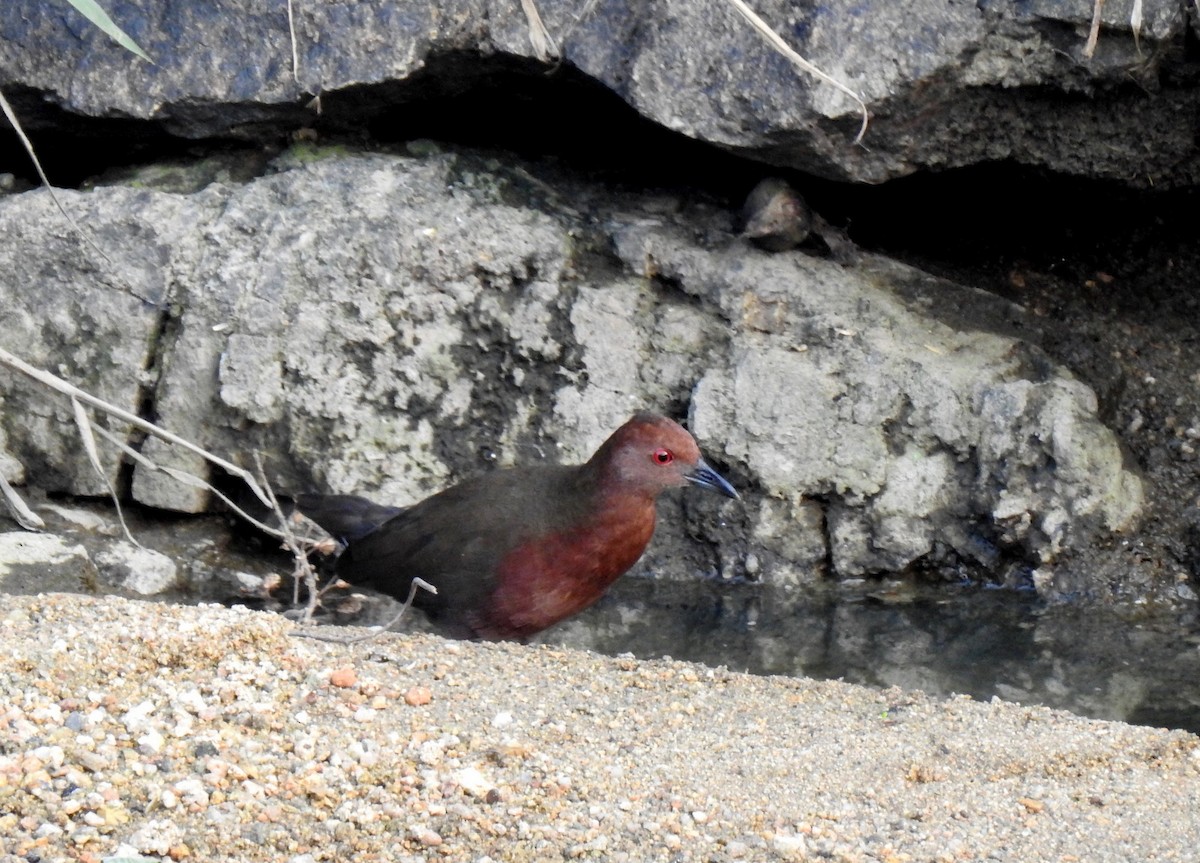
[{"x1": 293, "y1": 493, "x2": 406, "y2": 544}]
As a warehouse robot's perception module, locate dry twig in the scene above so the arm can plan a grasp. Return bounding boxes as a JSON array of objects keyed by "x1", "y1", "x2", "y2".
[
  {"x1": 292, "y1": 577, "x2": 438, "y2": 644},
  {"x1": 251, "y1": 452, "x2": 327, "y2": 621}
]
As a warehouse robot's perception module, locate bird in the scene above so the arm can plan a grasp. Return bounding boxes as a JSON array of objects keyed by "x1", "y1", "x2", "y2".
[
  {"x1": 740, "y1": 177, "x2": 812, "y2": 252},
  {"x1": 296, "y1": 413, "x2": 738, "y2": 641}
]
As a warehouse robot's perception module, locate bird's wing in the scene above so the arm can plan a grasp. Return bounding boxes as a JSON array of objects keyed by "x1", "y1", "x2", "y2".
[{"x1": 335, "y1": 467, "x2": 591, "y2": 617}]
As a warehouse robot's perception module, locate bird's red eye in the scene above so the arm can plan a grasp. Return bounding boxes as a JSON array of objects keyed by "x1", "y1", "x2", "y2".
[{"x1": 653, "y1": 448, "x2": 674, "y2": 465}]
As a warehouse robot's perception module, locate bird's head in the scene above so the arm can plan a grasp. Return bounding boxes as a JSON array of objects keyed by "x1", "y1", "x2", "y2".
[{"x1": 589, "y1": 413, "x2": 739, "y2": 501}]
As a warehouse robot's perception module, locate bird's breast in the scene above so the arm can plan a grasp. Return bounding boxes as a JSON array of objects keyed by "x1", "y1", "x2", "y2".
[{"x1": 473, "y1": 495, "x2": 658, "y2": 639}]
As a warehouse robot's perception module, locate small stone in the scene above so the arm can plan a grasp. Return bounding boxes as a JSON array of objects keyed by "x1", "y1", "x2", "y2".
[
  {"x1": 174, "y1": 778, "x2": 209, "y2": 808},
  {"x1": 772, "y1": 833, "x2": 807, "y2": 858},
  {"x1": 456, "y1": 766, "x2": 495, "y2": 799},
  {"x1": 122, "y1": 701, "x2": 156, "y2": 733},
  {"x1": 138, "y1": 729, "x2": 165, "y2": 755},
  {"x1": 329, "y1": 667, "x2": 357, "y2": 688},
  {"x1": 35, "y1": 821, "x2": 64, "y2": 838},
  {"x1": 64, "y1": 711, "x2": 87, "y2": 732},
  {"x1": 411, "y1": 826, "x2": 443, "y2": 846},
  {"x1": 404, "y1": 686, "x2": 432, "y2": 706},
  {"x1": 128, "y1": 818, "x2": 186, "y2": 855}
]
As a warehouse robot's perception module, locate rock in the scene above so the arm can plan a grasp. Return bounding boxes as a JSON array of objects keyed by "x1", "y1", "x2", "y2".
[
  {"x1": 0, "y1": 0, "x2": 1193, "y2": 185},
  {"x1": 456, "y1": 765, "x2": 496, "y2": 799},
  {"x1": 0, "y1": 149, "x2": 1148, "y2": 597},
  {"x1": 0, "y1": 187, "x2": 177, "y2": 497},
  {"x1": 126, "y1": 818, "x2": 186, "y2": 857},
  {"x1": 93, "y1": 541, "x2": 180, "y2": 595},
  {"x1": 740, "y1": 178, "x2": 811, "y2": 252},
  {"x1": 37, "y1": 503, "x2": 115, "y2": 534},
  {"x1": 0, "y1": 532, "x2": 95, "y2": 593},
  {"x1": 620, "y1": 220, "x2": 1141, "y2": 577}
]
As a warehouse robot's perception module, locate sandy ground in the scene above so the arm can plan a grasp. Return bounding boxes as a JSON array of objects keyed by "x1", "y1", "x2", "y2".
[{"x1": 2, "y1": 593, "x2": 1198, "y2": 863}]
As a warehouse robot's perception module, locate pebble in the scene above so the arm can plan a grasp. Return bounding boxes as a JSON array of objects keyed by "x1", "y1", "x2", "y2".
[
  {"x1": 0, "y1": 594, "x2": 1197, "y2": 863},
  {"x1": 404, "y1": 685, "x2": 432, "y2": 706},
  {"x1": 457, "y1": 765, "x2": 496, "y2": 799}
]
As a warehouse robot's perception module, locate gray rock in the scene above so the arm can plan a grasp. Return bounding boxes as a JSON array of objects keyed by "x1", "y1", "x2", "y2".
[
  {"x1": 0, "y1": 148, "x2": 1145, "y2": 597},
  {"x1": 0, "y1": 185, "x2": 209, "y2": 497},
  {"x1": 620, "y1": 222, "x2": 1140, "y2": 577},
  {"x1": 93, "y1": 541, "x2": 180, "y2": 596},
  {"x1": 37, "y1": 503, "x2": 115, "y2": 534},
  {"x1": 0, "y1": 532, "x2": 95, "y2": 593},
  {"x1": 132, "y1": 150, "x2": 575, "y2": 510},
  {"x1": 0, "y1": 0, "x2": 1194, "y2": 185}
]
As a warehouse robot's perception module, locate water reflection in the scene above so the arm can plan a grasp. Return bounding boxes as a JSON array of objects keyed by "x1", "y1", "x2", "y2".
[{"x1": 539, "y1": 578, "x2": 1200, "y2": 734}]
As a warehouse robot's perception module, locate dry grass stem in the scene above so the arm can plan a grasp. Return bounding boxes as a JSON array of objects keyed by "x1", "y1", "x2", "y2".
[
  {"x1": 70, "y1": 397, "x2": 140, "y2": 546},
  {"x1": 1084, "y1": 0, "x2": 1105, "y2": 58},
  {"x1": 88, "y1": 422, "x2": 287, "y2": 539},
  {"x1": 724, "y1": 0, "x2": 869, "y2": 143},
  {"x1": 521, "y1": 0, "x2": 559, "y2": 62},
  {"x1": 250, "y1": 453, "x2": 324, "y2": 621},
  {"x1": 0, "y1": 472, "x2": 44, "y2": 530},
  {"x1": 1130, "y1": 0, "x2": 1143, "y2": 56},
  {"x1": 560, "y1": 0, "x2": 601, "y2": 42},
  {"x1": 0, "y1": 346, "x2": 274, "y2": 508},
  {"x1": 0, "y1": 89, "x2": 112, "y2": 265},
  {"x1": 286, "y1": 0, "x2": 301, "y2": 84}
]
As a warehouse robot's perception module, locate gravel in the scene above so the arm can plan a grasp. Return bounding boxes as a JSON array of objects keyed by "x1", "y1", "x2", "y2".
[{"x1": 2, "y1": 593, "x2": 1198, "y2": 862}]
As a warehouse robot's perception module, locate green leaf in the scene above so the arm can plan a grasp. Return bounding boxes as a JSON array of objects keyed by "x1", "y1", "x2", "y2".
[{"x1": 65, "y1": 0, "x2": 154, "y2": 64}]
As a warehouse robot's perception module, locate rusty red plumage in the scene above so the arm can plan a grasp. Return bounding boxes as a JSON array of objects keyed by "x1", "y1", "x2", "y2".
[{"x1": 297, "y1": 413, "x2": 738, "y2": 640}]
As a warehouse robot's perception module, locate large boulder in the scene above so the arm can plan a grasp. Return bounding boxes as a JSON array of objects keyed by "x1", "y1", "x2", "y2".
[
  {"x1": 0, "y1": 0, "x2": 1194, "y2": 185},
  {"x1": 0, "y1": 147, "x2": 1145, "y2": 596}
]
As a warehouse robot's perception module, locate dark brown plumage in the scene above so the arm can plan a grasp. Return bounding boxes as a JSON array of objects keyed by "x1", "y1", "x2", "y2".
[{"x1": 297, "y1": 413, "x2": 737, "y2": 640}]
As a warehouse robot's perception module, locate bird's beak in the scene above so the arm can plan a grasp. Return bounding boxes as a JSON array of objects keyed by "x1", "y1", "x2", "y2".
[{"x1": 686, "y1": 458, "x2": 740, "y2": 500}]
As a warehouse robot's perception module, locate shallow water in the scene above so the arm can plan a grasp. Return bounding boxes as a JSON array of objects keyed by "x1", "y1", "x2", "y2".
[
  {"x1": 8, "y1": 513, "x2": 1197, "y2": 735},
  {"x1": 540, "y1": 577, "x2": 1200, "y2": 735}
]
